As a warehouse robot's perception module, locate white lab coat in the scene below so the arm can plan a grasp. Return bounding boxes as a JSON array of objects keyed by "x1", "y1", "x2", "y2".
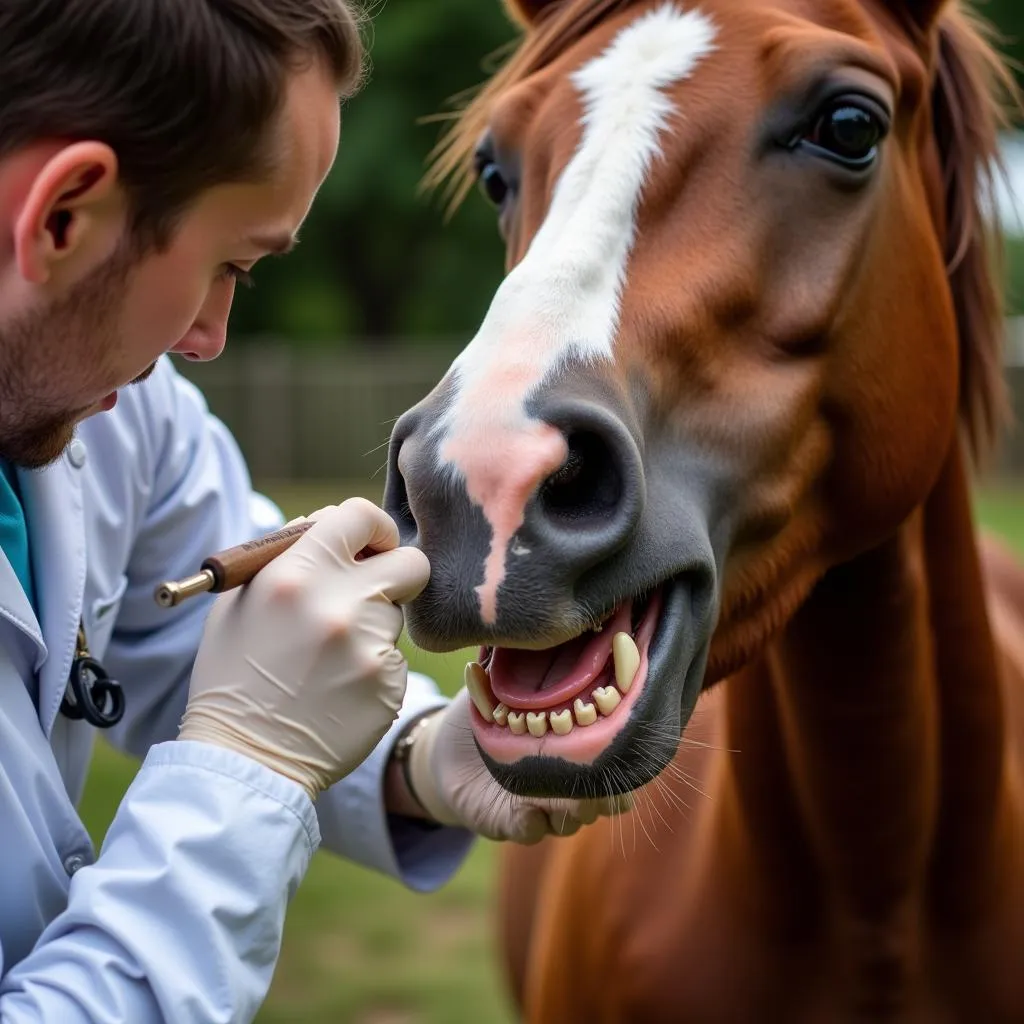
[{"x1": 0, "y1": 356, "x2": 472, "y2": 1022}]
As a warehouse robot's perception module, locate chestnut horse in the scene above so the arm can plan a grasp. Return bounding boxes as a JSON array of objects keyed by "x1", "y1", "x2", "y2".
[{"x1": 385, "y1": 0, "x2": 1024, "y2": 1018}]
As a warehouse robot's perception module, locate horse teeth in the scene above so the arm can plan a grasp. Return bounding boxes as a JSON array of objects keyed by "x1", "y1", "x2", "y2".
[
  {"x1": 508, "y1": 711, "x2": 527, "y2": 735},
  {"x1": 574, "y1": 698, "x2": 597, "y2": 726},
  {"x1": 549, "y1": 709, "x2": 573, "y2": 735},
  {"x1": 593, "y1": 686, "x2": 621, "y2": 717},
  {"x1": 493, "y1": 703, "x2": 510, "y2": 726},
  {"x1": 465, "y1": 662, "x2": 496, "y2": 722},
  {"x1": 526, "y1": 711, "x2": 549, "y2": 737},
  {"x1": 613, "y1": 632, "x2": 640, "y2": 693}
]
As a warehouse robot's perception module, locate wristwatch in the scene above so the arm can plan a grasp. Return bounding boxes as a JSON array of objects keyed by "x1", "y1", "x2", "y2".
[{"x1": 391, "y1": 710, "x2": 441, "y2": 816}]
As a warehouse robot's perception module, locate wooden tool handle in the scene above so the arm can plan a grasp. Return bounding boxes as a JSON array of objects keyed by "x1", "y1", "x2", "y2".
[{"x1": 201, "y1": 521, "x2": 315, "y2": 591}]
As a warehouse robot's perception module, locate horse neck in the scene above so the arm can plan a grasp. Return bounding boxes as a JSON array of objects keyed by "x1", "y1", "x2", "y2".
[{"x1": 723, "y1": 435, "x2": 1009, "y2": 932}]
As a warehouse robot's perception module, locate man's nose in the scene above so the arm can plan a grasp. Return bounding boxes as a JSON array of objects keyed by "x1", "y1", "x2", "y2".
[{"x1": 172, "y1": 283, "x2": 233, "y2": 362}]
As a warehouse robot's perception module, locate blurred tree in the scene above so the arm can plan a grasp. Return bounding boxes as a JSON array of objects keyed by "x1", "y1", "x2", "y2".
[
  {"x1": 227, "y1": 0, "x2": 1024, "y2": 349},
  {"x1": 985, "y1": 0, "x2": 1024, "y2": 81},
  {"x1": 229, "y1": 1, "x2": 518, "y2": 348}
]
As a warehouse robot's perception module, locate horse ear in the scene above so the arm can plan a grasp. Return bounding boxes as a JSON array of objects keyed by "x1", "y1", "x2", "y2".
[{"x1": 503, "y1": 0, "x2": 566, "y2": 28}]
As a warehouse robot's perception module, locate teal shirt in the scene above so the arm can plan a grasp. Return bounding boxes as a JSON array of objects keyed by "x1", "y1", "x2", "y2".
[{"x1": 0, "y1": 461, "x2": 35, "y2": 609}]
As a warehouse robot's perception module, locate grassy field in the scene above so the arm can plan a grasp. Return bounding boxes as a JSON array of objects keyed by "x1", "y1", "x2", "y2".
[{"x1": 77, "y1": 481, "x2": 1024, "y2": 1024}]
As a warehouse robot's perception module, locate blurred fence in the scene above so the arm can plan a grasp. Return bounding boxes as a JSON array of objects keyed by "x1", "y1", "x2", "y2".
[
  {"x1": 175, "y1": 320, "x2": 1024, "y2": 483},
  {"x1": 173, "y1": 344, "x2": 456, "y2": 483}
]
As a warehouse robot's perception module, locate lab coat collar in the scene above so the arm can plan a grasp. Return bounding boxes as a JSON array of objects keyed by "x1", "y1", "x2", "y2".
[
  {"x1": 19, "y1": 443, "x2": 87, "y2": 737},
  {"x1": 0, "y1": 548, "x2": 43, "y2": 663}
]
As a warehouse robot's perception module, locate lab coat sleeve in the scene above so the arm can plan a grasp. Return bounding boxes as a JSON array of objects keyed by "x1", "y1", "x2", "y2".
[
  {"x1": 0, "y1": 742, "x2": 319, "y2": 1023},
  {"x1": 100, "y1": 357, "x2": 473, "y2": 888}
]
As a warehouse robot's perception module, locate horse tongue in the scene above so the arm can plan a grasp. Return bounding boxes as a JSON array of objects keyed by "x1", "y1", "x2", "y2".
[
  {"x1": 488, "y1": 602, "x2": 631, "y2": 711},
  {"x1": 489, "y1": 636, "x2": 591, "y2": 705}
]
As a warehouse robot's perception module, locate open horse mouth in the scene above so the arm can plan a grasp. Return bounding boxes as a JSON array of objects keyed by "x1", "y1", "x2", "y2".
[
  {"x1": 465, "y1": 586, "x2": 664, "y2": 759},
  {"x1": 445, "y1": 563, "x2": 711, "y2": 799}
]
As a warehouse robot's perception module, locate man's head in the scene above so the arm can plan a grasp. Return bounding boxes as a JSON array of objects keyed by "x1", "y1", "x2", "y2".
[{"x1": 0, "y1": 0, "x2": 362, "y2": 466}]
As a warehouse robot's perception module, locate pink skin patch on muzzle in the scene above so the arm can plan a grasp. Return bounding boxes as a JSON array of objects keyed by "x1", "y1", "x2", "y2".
[{"x1": 439, "y1": 363, "x2": 568, "y2": 625}]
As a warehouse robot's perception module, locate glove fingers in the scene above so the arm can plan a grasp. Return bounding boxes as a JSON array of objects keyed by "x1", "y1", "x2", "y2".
[
  {"x1": 596, "y1": 792, "x2": 634, "y2": 816},
  {"x1": 360, "y1": 545, "x2": 431, "y2": 605},
  {"x1": 304, "y1": 498, "x2": 401, "y2": 560},
  {"x1": 545, "y1": 811, "x2": 584, "y2": 837},
  {"x1": 569, "y1": 800, "x2": 599, "y2": 826},
  {"x1": 507, "y1": 808, "x2": 550, "y2": 845},
  {"x1": 201, "y1": 584, "x2": 243, "y2": 634}
]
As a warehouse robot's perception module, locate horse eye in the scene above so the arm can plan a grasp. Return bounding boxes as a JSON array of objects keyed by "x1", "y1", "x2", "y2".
[
  {"x1": 803, "y1": 101, "x2": 887, "y2": 168},
  {"x1": 477, "y1": 161, "x2": 510, "y2": 207}
]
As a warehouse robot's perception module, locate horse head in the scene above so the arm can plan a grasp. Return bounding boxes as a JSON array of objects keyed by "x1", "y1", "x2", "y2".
[{"x1": 385, "y1": 0, "x2": 1010, "y2": 799}]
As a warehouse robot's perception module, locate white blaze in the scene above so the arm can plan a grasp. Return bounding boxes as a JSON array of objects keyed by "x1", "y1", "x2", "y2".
[{"x1": 436, "y1": 4, "x2": 718, "y2": 623}]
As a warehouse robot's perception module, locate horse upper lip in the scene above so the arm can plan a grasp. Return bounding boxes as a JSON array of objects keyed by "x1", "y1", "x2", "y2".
[{"x1": 481, "y1": 581, "x2": 667, "y2": 652}]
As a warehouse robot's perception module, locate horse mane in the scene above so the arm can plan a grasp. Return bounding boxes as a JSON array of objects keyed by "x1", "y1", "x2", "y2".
[
  {"x1": 931, "y1": 5, "x2": 1019, "y2": 466},
  {"x1": 424, "y1": 0, "x2": 1021, "y2": 467}
]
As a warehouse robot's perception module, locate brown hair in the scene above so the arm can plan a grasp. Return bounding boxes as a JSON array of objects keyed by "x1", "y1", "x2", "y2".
[{"x1": 0, "y1": 0, "x2": 366, "y2": 247}]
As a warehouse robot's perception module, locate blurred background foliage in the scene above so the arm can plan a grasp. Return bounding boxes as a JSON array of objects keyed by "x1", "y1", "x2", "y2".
[
  {"x1": 226, "y1": 0, "x2": 1024, "y2": 352},
  {"x1": 229, "y1": 0, "x2": 516, "y2": 346},
  {"x1": 988, "y1": 0, "x2": 1024, "y2": 83}
]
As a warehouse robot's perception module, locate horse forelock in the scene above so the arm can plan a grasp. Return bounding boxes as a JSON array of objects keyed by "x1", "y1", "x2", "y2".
[
  {"x1": 424, "y1": 0, "x2": 634, "y2": 208},
  {"x1": 425, "y1": 0, "x2": 1021, "y2": 472}
]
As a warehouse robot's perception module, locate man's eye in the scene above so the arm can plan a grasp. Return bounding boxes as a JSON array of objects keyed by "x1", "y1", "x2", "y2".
[{"x1": 220, "y1": 264, "x2": 255, "y2": 288}]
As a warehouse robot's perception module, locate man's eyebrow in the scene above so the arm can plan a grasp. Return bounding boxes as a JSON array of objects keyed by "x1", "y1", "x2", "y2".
[{"x1": 247, "y1": 232, "x2": 300, "y2": 255}]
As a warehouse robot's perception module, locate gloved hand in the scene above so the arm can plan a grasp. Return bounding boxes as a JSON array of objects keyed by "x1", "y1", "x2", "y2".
[
  {"x1": 405, "y1": 688, "x2": 632, "y2": 844},
  {"x1": 178, "y1": 498, "x2": 430, "y2": 800}
]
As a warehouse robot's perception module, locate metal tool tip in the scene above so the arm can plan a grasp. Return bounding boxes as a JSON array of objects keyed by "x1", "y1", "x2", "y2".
[{"x1": 153, "y1": 569, "x2": 216, "y2": 608}]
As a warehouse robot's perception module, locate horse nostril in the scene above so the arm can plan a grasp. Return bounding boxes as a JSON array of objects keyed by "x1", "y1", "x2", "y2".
[
  {"x1": 384, "y1": 434, "x2": 418, "y2": 544},
  {"x1": 540, "y1": 431, "x2": 622, "y2": 525},
  {"x1": 528, "y1": 400, "x2": 644, "y2": 563}
]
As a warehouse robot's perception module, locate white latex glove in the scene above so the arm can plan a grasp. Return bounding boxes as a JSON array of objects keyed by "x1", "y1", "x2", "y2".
[
  {"x1": 406, "y1": 688, "x2": 632, "y2": 844},
  {"x1": 179, "y1": 498, "x2": 430, "y2": 800}
]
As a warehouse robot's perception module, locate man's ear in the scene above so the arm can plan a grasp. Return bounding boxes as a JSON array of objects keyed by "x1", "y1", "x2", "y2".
[
  {"x1": 13, "y1": 141, "x2": 124, "y2": 286},
  {"x1": 503, "y1": 0, "x2": 566, "y2": 29}
]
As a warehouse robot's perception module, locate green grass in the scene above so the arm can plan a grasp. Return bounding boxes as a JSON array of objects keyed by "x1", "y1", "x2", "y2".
[
  {"x1": 77, "y1": 481, "x2": 1024, "y2": 1023},
  {"x1": 974, "y1": 485, "x2": 1024, "y2": 552}
]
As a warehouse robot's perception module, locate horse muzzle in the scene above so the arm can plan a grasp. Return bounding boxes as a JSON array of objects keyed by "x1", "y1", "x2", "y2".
[{"x1": 384, "y1": 367, "x2": 721, "y2": 797}]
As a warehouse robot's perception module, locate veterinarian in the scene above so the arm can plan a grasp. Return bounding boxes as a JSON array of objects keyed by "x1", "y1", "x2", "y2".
[{"x1": 0, "y1": 2, "x2": 616, "y2": 1020}]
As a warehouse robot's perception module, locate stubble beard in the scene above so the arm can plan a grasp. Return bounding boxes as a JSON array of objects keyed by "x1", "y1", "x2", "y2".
[{"x1": 0, "y1": 244, "x2": 136, "y2": 469}]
